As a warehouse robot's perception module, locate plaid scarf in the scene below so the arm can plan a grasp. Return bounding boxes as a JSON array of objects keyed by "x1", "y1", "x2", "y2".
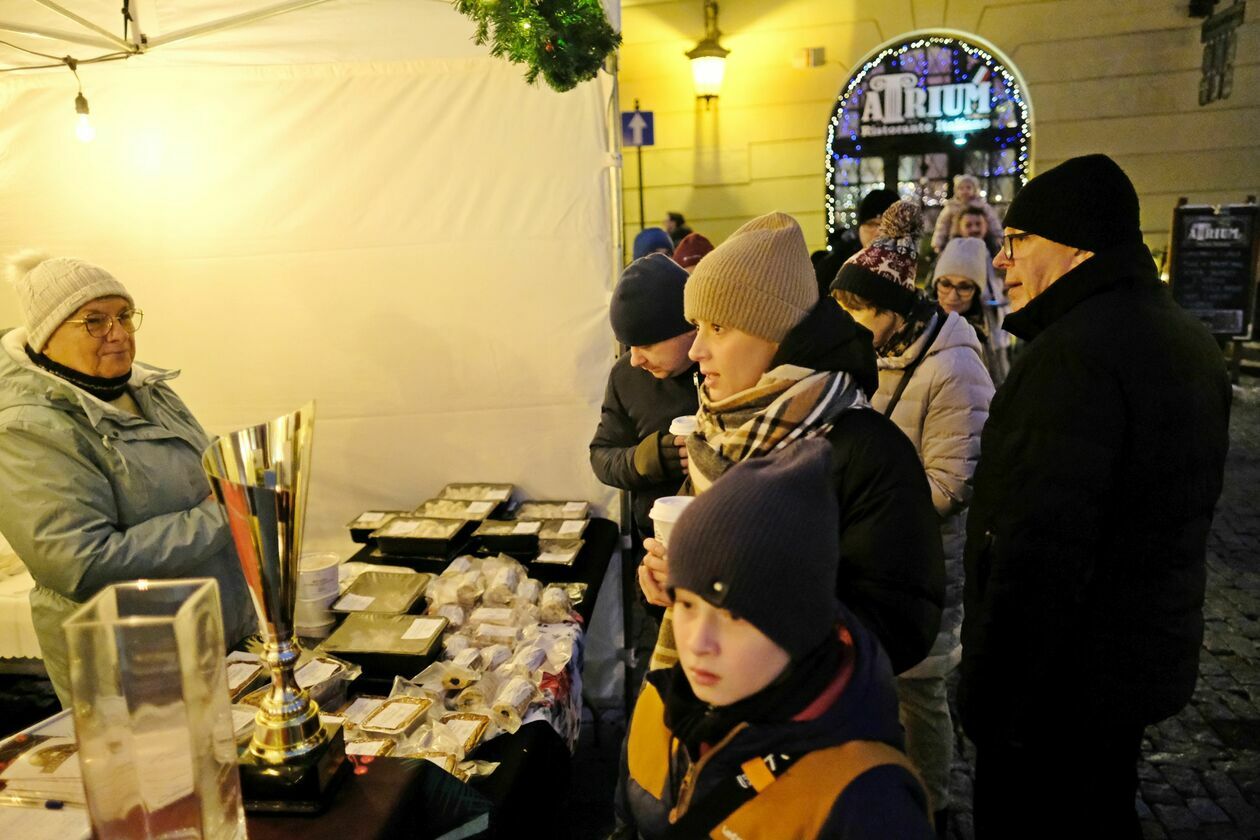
[{"x1": 648, "y1": 364, "x2": 868, "y2": 670}]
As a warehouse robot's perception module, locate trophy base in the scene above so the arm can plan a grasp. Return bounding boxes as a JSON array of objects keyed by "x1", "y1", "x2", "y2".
[{"x1": 239, "y1": 722, "x2": 349, "y2": 814}]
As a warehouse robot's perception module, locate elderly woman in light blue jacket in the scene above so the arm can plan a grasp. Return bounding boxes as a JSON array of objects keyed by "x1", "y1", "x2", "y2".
[{"x1": 0, "y1": 251, "x2": 256, "y2": 706}]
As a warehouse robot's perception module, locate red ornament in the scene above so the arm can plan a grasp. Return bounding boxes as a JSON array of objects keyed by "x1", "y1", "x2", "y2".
[{"x1": 544, "y1": 41, "x2": 554, "y2": 53}]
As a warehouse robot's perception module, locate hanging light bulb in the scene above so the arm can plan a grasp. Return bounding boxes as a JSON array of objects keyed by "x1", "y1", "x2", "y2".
[{"x1": 74, "y1": 92, "x2": 95, "y2": 143}]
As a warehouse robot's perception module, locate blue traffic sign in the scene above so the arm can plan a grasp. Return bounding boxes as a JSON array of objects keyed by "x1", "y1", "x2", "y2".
[{"x1": 621, "y1": 110, "x2": 654, "y2": 147}]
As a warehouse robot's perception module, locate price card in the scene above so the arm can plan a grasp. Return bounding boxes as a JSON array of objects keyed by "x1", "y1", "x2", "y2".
[
  {"x1": 559, "y1": 520, "x2": 585, "y2": 536},
  {"x1": 513, "y1": 521, "x2": 541, "y2": 535},
  {"x1": 466, "y1": 502, "x2": 494, "y2": 515},
  {"x1": 341, "y1": 697, "x2": 386, "y2": 724},
  {"x1": 295, "y1": 659, "x2": 339, "y2": 688},
  {"x1": 334, "y1": 593, "x2": 376, "y2": 611},
  {"x1": 226, "y1": 662, "x2": 261, "y2": 692},
  {"x1": 402, "y1": 617, "x2": 445, "y2": 640}
]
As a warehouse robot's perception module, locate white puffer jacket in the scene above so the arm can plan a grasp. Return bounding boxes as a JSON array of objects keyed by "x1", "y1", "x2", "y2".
[{"x1": 871, "y1": 310, "x2": 994, "y2": 676}]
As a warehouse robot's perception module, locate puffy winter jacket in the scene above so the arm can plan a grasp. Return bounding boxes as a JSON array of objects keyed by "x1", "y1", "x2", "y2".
[
  {"x1": 0, "y1": 328, "x2": 256, "y2": 705},
  {"x1": 871, "y1": 310, "x2": 993, "y2": 673}
]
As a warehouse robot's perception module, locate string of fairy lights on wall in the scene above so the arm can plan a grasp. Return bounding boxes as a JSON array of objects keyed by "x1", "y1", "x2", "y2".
[{"x1": 824, "y1": 34, "x2": 1032, "y2": 236}]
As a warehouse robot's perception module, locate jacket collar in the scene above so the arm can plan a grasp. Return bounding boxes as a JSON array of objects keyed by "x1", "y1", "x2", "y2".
[
  {"x1": 1001, "y1": 241, "x2": 1159, "y2": 342},
  {"x1": 771, "y1": 299, "x2": 880, "y2": 397},
  {"x1": 0, "y1": 327, "x2": 180, "y2": 429}
]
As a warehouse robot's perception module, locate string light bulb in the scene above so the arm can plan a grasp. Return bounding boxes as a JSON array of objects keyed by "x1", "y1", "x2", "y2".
[
  {"x1": 74, "y1": 92, "x2": 95, "y2": 143},
  {"x1": 64, "y1": 57, "x2": 95, "y2": 143}
]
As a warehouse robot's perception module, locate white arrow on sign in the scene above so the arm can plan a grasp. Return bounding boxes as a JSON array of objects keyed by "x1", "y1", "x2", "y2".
[{"x1": 628, "y1": 112, "x2": 648, "y2": 146}]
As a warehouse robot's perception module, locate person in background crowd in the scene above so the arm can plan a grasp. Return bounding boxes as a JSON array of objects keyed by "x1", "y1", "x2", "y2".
[
  {"x1": 0, "y1": 252, "x2": 256, "y2": 706},
  {"x1": 960, "y1": 154, "x2": 1232, "y2": 839},
  {"x1": 663, "y1": 211, "x2": 693, "y2": 248},
  {"x1": 591, "y1": 254, "x2": 697, "y2": 547},
  {"x1": 672, "y1": 232, "x2": 714, "y2": 274},
  {"x1": 933, "y1": 237, "x2": 1011, "y2": 384},
  {"x1": 814, "y1": 188, "x2": 900, "y2": 300},
  {"x1": 952, "y1": 206, "x2": 996, "y2": 253},
  {"x1": 931, "y1": 174, "x2": 1003, "y2": 256},
  {"x1": 639, "y1": 211, "x2": 944, "y2": 679},
  {"x1": 831, "y1": 201, "x2": 993, "y2": 835},
  {"x1": 633, "y1": 227, "x2": 675, "y2": 261},
  {"x1": 613, "y1": 440, "x2": 934, "y2": 840}
]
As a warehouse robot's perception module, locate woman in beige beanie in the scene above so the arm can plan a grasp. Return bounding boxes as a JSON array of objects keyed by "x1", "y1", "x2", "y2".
[
  {"x1": 640, "y1": 211, "x2": 945, "y2": 679},
  {"x1": 0, "y1": 251, "x2": 256, "y2": 706}
]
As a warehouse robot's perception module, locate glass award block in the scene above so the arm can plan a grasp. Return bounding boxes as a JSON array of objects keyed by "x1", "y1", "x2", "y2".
[{"x1": 64, "y1": 578, "x2": 246, "y2": 840}]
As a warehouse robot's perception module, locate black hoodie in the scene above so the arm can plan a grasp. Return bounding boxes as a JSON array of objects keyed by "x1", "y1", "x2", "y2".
[{"x1": 770, "y1": 301, "x2": 946, "y2": 674}]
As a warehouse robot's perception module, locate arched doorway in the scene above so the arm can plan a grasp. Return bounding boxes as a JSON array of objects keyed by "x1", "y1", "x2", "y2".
[{"x1": 825, "y1": 32, "x2": 1034, "y2": 239}]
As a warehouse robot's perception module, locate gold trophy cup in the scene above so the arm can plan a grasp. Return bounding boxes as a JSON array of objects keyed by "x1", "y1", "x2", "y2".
[{"x1": 203, "y1": 402, "x2": 347, "y2": 812}]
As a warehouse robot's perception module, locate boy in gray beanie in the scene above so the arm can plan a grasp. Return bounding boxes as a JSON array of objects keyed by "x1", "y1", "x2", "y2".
[{"x1": 615, "y1": 439, "x2": 933, "y2": 839}]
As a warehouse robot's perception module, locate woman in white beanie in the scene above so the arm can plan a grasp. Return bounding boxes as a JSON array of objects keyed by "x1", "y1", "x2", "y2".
[
  {"x1": 0, "y1": 251, "x2": 256, "y2": 706},
  {"x1": 832, "y1": 202, "x2": 994, "y2": 835},
  {"x1": 933, "y1": 236, "x2": 1011, "y2": 384}
]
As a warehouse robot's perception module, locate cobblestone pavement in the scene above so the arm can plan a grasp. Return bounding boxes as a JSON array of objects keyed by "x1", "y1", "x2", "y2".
[{"x1": 946, "y1": 382, "x2": 1260, "y2": 840}]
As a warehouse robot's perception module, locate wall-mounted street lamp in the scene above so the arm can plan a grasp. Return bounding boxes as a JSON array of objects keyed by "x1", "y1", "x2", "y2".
[{"x1": 687, "y1": 0, "x2": 729, "y2": 107}]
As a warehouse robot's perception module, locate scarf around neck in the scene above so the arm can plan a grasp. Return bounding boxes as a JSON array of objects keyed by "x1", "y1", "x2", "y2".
[
  {"x1": 684, "y1": 363, "x2": 868, "y2": 494},
  {"x1": 878, "y1": 299, "x2": 938, "y2": 359},
  {"x1": 25, "y1": 344, "x2": 131, "y2": 402}
]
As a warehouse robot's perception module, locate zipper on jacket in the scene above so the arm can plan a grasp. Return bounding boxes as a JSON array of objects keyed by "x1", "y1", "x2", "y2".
[{"x1": 667, "y1": 722, "x2": 749, "y2": 823}]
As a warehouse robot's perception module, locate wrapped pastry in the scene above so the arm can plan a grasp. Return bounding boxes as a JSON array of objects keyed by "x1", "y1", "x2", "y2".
[
  {"x1": 440, "y1": 713, "x2": 491, "y2": 755},
  {"x1": 443, "y1": 633, "x2": 472, "y2": 659},
  {"x1": 503, "y1": 644, "x2": 547, "y2": 675},
  {"x1": 484, "y1": 565, "x2": 522, "y2": 606},
  {"x1": 515, "y1": 578, "x2": 543, "y2": 606},
  {"x1": 443, "y1": 555, "x2": 475, "y2": 577},
  {"x1": 453, "y1": 647, "x2": 482, "y2": 671},
  {"x1": 540, "y1": 585, "x2": 573, "y2": 623},
  {"x1": 491, "y1": 675, "x2": 538, "y2": 734},
  {"x1": 480, "y1": 644, "x2": 512, "y2": 671},
  {"x1": 404, "y1": 750, "x2": 458, "y2": 774},
  {"x1": 474, "y1": 623, "x2": 521, "y2": 647},
  {"x1": 435, "y1": 603, "x2": 465, "y2": 629},
  {"x1": 455, "y1": 570, "x2": 485, "y2": 607},
  {"x1": 425, "y1": 576, "x2": 460, "y2": 608},
  {"x1": 346, "y1": 738, "x2": 394, "y2": 757}
]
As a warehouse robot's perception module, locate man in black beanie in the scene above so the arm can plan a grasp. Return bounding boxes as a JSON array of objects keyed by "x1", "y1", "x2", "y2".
[
  {"x1": 590, "y1": 253, "x2": 698, "y2": 543},
  {"x1": 959, "y1": 153, "x2": 1232, "y2": 839}
]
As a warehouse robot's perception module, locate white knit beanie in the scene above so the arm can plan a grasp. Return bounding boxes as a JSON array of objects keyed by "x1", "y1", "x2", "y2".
[
  {"x1": 932, "y1": 237, "x2": 989, "y2": 287},
  {"x1": 5, "y1": 251, "x2": 133, "y2": 352}
]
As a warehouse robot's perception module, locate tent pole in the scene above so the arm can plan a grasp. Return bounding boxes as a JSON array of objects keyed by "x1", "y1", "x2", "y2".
[
  {"x1": 144, "y1": 0, "x2": 336, "y2": 49},
  {"x1": 28, "y1": 1, "x2": 134, "y2": 51},
  {"x1": 0, "y1": 21, "x2": 118, "y2": 51}
]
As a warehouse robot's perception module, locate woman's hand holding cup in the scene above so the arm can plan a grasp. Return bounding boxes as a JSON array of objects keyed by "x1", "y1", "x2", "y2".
[{"x1": 638, "y1": 537, "x2": 671, "y2": 607}]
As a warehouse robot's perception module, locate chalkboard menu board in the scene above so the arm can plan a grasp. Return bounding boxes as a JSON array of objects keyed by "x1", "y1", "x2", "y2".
[{"x1": 1169, "y1": 203, "x2": 1259, "y2": 338}]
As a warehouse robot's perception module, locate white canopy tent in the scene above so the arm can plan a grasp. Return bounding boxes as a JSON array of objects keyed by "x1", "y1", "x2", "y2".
[{"x1": 0, "y1": 1, "x2": 626, "y2": 694}]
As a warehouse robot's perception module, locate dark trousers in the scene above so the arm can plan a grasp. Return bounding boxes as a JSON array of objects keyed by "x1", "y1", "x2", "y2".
[{"x1": 973, "y1": 723, "x2": 1145, "y2": 840}]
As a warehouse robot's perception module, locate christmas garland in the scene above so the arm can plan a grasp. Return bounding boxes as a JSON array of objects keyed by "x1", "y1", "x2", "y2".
[{"x1": 453, "y1": 0, "x2": 621, "y2": 93}]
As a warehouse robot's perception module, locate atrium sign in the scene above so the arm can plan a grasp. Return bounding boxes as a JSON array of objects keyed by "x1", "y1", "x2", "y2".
[{"x1": 859, "y1": 68, "x2": 993, "y2": 137}]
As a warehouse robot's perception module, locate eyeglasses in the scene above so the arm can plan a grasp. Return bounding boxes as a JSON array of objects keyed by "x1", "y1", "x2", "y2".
[
  {"x1": 935, "y1": 280, "x2": 978, "y2": 298},
  {"x1": 63, "y1": 309, "x2": 144, "y2": 338},
  {"x1": 1002, "y1": 232, "x2": 1035, "y2": 261}
]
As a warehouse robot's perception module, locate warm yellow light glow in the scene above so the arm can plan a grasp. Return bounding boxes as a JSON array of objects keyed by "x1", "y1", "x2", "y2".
[
  {"x1": 76, "y1": 113, "x2": 95, "y2": 143},
  {"x1": 691, "y1": 55, "x2": 726, "y2": 99}
]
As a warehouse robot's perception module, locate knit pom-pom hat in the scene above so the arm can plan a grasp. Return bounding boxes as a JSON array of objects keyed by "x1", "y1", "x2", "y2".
[
  {"x1": 829, "y1": 200, "x2": 923, "y2": 317},
  {"x1": 6, "y1": 250, "x2": 132, "y2": 352}
]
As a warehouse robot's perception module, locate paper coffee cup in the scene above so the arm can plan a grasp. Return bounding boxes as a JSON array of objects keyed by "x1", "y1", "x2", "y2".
[
  {"x1": 649, "y1": 496, "x2": 695, "y2": 546},
  {"x1": 298, "y1": 552, "x2": 341, "y2": 599},
  {"x1": 669, "y1": 415, "x2": 698, "y2": 437}
]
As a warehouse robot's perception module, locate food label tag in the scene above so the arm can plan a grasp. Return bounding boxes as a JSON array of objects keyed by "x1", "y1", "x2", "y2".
[
  {"x1": 365, "y1": 701, "x2": 422, "y2": 731},
  {"x1": 513, "y1": 521, "x2": 541, "y2": 535},
  {"x1": 563, "y1": 502, "x2": 586, "y2": 514},
  {"x1": 295, "y1": 660, "x2": 339, "y2": 688},
  {"x1": 444, "y1": 718, "x2": 482, "y2": 746},
  {"x1": 402, "y1": 617, "x2": 445, "y2": 640},
  {"x1": 342, "y1": 697, "x2": 386, "y2": 724},
  {"x1": 486, "y1": 489, "x2": 511, "y2": 501},
  {"x1": 226, "y1": 662, "x2": 260, "y2": 691},
  {"x1": 536, "y1": 551, "x2": 573, "y2": 565},
  {"x1": 466, "y1": 502, "x2": 493, "y2": 515},
  {"x1": 334, "y1": 593, "x2": 376, "y2": 611},
  {"x1": 559, "y1": 520, "x2": 585, "y2": 535}
]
